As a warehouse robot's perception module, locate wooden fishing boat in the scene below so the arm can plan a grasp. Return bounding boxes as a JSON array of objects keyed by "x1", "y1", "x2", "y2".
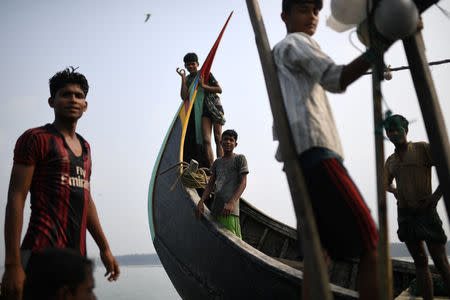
[
  {"x1": 147, "y1": 106, "x2": 359, "y2": 299},
  {"x1": 148, "y1": 136, "x2": 422, "y2": 300},
  {"x1": 147, "y1": 10, "x2": 426, "y2": 300},
  {"x1": 145, "y1": 65, "x2": 421, "y2": 299}
]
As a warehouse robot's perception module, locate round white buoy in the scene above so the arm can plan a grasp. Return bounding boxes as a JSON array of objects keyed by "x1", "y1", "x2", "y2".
[
  {"x1": 331, "y1": 0, "x2": 372, "y2": 25},
  {"x1": 375, "y1": 0, "x2": 419, "y2": 40}
]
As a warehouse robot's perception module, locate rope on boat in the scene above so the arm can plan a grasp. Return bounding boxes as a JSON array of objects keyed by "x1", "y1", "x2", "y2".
[
  {"x1": 364, "y1": 58, "x2": 450, "y2": 75},
  {"x1": 159, "y1": 161, "x2": 210, "y2": 191}
]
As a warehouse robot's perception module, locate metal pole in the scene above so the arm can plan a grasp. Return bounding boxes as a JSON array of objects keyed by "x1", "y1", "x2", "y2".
[
  {"x1": 245, "y1": 1, "x2": 333, "y2": 299},
  {"x1": 403, "y1": 32, "x2": 450, "y2": 223}
]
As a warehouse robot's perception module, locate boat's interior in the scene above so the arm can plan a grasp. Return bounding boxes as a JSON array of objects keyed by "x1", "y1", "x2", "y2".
[
  {"x1": 202, "y1": 194, "x2": 418, "y2": 297},
  {"x1": 238, "y1": 199, "x2": 360, "y2": 291},
  {"x1": 184, "y1": 137, "x2": 417, "y2": 297}
]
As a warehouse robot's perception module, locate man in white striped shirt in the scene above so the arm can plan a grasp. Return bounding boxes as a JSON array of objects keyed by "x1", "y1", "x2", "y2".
[{"x1": 272, "y1": 0, "x2": 394, "y2": 299}]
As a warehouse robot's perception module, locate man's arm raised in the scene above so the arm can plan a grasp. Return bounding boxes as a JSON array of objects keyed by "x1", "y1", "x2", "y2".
[
  {"x1": 176, "y1": 68, "x2": 188, "y2": 101},
  {"x1": 339, "y1": 56, "x2": 371, "y2": 91},
  {"x1": 2, "y1": 163, "x2": 35, "y2": 300}
]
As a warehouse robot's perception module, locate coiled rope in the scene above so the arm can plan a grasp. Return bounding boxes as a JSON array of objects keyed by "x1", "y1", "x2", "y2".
[{"x1": 159, "y1": 161, "x2": 210, "y2": 192}]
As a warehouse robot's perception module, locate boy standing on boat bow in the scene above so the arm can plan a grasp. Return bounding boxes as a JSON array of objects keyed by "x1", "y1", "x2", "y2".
[
  {"x1": 384, "y1": 114, "x2": 450, "y2": 300},
  {"x1": 196, "y1": 129, "x2": 248, "y2": 238},
  {"x1": 177, "y1": 52, "x2": 225, "y2": 168},
  {"x1": 271, "y1": 0, "x2": 400, "y2": 298}
]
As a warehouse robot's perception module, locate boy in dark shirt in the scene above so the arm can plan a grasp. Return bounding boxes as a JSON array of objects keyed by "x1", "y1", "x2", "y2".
[{"x1": 2, "y1": 67, "x2": 119, "y2": 300}]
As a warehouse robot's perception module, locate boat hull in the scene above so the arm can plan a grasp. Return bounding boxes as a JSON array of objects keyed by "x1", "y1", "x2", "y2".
[
  {"x1": 148, "y1": 105, "x2": 359, "y2": 299},
  {"x1": 152, "y1": 179, "x2": 357, "y2": 300}
]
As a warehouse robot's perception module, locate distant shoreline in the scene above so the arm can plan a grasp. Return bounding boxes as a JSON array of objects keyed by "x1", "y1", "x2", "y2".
[
  {"x1": 2, "y1": 242, "x2": 449, "y2": 269},
  {"x1": 98, "y1": 242, "x2": 450, "y2": 267},
  {"x1": 94, "y1": 253, "x2": 162, "y2": 267},
  {"x1": 0, "y1": 253, "x2": 163, "y2": 270}
]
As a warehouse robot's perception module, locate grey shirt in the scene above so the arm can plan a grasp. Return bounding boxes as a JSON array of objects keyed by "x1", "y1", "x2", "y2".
[
  {"x1": 210, "y1": 154, "x2": 249, "y2": 217},
  {"x1": 272, "y1": 32, "x2": 345, "y2": 161}
]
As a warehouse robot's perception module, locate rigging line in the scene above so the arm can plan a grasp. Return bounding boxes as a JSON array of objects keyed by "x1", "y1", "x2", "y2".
[
  {"x1": 349, "y1": 30, "x2": 365, "y2": 53},
  {"x1": 365, "y1": 58, "x2": 450, "y2": 75},
  {"x1": 436, "y1": 3, "x2": 450, "y2": 18}
]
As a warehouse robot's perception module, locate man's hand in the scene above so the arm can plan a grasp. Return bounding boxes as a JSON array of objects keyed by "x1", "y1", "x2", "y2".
[
  {"x1": 387, "y1": 187, "x2": 399, "y2": 200},
  {"x1": 1, "y1": 264, "x2": 26, "y2": 300},
  {"x1": 222, "y1": 202, "x2": 234, "y2": 217},
  {"x1": 198, "y1": 76, "x2": 206, "y2": 88},
  {"x1": 100, "y1": 249, "x2": 120, "y2": 282},
  {"x1": 196, "y1": 200, "x2": 204, "y2": 220},
  {"x1": 417, "y1": 17, "x2": 423, "y2": 32},
  {"x1": 176, "y1": 68, "x2": 186, "y2": 78}
]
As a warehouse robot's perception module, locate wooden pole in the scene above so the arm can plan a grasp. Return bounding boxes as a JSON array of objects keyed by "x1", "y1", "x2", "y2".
[
  {"x1": 372, "y1": 59, "x2": 393, "y2": 300},
  {"x1": 245, "y1": 1, "x2": 333, "y2": 299},
  {"x1": 403, "y1": 32, "x2": 450, "y2": 223}
]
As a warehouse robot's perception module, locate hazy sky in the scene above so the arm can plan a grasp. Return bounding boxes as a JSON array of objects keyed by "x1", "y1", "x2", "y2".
[{"x1": 1, "y1": 0, "x2": 449, "y2": 265}]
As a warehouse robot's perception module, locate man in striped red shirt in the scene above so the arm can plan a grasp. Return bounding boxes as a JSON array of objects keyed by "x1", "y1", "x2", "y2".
[{"x1": 2, "y1": 67, "x2": 119, "y2": 300}]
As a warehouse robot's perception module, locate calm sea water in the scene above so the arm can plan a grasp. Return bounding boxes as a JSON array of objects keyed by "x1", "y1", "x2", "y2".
[
  {"x1": 3, "y1": 257, "x2": 450, "y2": 299},
  {"x1": 94, "y1": 265, "x2": 181, "y2": 300}
]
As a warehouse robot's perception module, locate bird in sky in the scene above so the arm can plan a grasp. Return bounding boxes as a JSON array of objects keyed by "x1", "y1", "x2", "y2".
[{"x1": 145, "y1": 13, "x2": 151, "y2": 22}]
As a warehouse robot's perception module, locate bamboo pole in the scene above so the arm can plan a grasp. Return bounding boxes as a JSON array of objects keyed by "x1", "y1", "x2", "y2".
[
  {"x1": 372, "y1": 58, "x2": 393, "y2": 300},
  {"x1": 365, "y1": 0, "x2": 394, "y2": 292},
  {"x1": 403, "y1": 32, "x2": 450, "y2": 223},
  {"x1": 245, "y1": 1, "x2": 333, "y2": 299}
]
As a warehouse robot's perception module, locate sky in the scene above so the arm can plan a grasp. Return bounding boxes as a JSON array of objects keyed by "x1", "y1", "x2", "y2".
[{"x1": 1, "y1": 0, "x2": 449, "y2": 265}]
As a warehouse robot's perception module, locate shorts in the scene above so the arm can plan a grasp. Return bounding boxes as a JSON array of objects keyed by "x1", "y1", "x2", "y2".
[
  {"x1": 397, "y1": 207, "x2": 447, "y2": 244},
  {"x1": 216, "y1": 215, "x2": 242, "y2": 239},
  {"x1": 301, "y1": 158, "x2": 378, "y2": 259},
  {"x1": 202, "y1": 95, "x2": 225, "y2": 125},
  {"x1": 203, "y1": 104, "x2": 224, "y2": 118}
]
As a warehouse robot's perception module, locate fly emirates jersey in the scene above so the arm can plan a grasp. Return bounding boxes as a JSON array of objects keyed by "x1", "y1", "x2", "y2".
[{"x1": 14, "y1": 124, "x2": 91, "y2": 255}]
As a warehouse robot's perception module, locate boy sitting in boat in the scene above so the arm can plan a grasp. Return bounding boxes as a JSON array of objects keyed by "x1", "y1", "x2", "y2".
[
  {"x1": 272, "y1": 0, "x2": 400, "y2": 299},
  {"x1": 196, "y1": 129, "x2": 248, "y2": 238},
  {"x1": 384, "y1": 114, "x2": 450, "y2": 300},
  {"x1": 177, "y1": 52, "x2": 225, "y2": 168}
]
